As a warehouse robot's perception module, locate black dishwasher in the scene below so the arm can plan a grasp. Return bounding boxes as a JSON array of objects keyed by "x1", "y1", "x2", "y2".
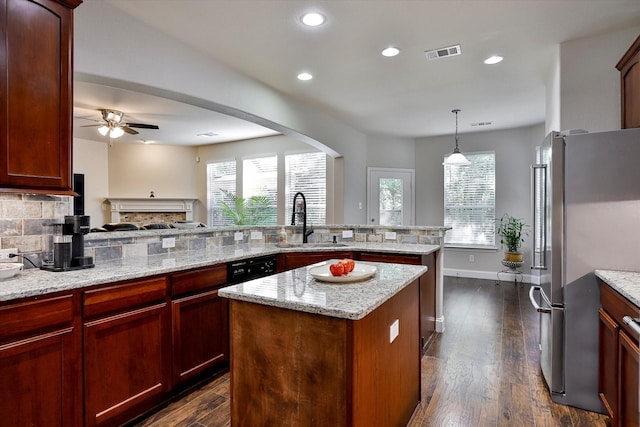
[{"x1": 227, "y1": 255, "x2": 277, "y2": 284}]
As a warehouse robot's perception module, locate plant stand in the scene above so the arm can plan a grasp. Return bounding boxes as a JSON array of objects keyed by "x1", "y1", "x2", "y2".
[{"x1": 496, "y1": 260, "x2": 524, "y2": 287}]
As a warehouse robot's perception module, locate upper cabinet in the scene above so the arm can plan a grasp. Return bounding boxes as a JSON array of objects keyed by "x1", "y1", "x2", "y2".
[
  {"x1": 616, "y1": 35, "x2": 640, "y2": 129},
  {"x1": 0, "y1": 0, "x2": 82, "y2": 194}
]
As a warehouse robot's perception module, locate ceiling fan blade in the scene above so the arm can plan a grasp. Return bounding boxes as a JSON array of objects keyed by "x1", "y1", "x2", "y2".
[
  {"x1": 122, "y1": 126, "x2": 139, "y2": 135},
  {"x1": 80, "y1": 124, "x2": 101, "y2": 128},
  {"x1": 126, "y1": 122, "x2": 159, "y2": 130}
]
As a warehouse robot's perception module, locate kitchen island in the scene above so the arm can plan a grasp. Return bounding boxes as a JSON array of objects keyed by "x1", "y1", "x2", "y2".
[{"x1": 219, "y1": 260, "x2": 427, "y2": 427}]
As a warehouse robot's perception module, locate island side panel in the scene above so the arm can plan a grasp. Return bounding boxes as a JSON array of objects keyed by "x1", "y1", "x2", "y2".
[
  {"x1": 229, "y1": 300, "x2": 349, "y2": 427},
  {"x1": 351, "y1": 279, "x2": 420, "y2": 426}
]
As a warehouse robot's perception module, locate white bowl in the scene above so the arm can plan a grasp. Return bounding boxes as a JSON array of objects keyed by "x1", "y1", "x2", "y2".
[{"x1": 0, "y1": 263, "x2": 23, "y2": 280}]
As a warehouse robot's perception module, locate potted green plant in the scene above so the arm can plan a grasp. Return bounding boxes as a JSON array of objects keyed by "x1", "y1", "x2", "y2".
[{"x1": 496, "y1": 213, "x2": 529, "y2": 262}]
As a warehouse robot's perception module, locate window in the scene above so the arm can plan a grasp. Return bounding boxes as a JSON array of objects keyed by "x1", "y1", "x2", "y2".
[
  {"x1": 243, "y1": 155, "x2": 278, "y2": 225},
  {"x1": 206, "y1": 161, "x2": 237, "y2": 226},
  {"x1": 285, "y1": 152, "x2": 326, "y2": 225},
  {"x1": 443, "y1": 151, "x2": 495, "y2": 247}
]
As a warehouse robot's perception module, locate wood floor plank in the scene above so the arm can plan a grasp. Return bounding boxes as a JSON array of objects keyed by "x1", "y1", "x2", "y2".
[{"x1": 134, "y1": 277, "x2": 611, "y2": 427}]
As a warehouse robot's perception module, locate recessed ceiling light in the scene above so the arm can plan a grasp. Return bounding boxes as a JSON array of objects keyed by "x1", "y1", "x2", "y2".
[
  {"x1": 484, "y1": 55, "x2": 503, "y2": 65},
  {"x1": 297, "y1": 72, "x2": 313, "y2": 81},
  {"x1": 301, "y1": 12, "x2": 325, "y2": 26},
  {"x1": 381, "y1": 47, "x2": 400, "y2": 57},
  {"x1": 197, "y1": 132, "x2": 218, "y2": 137}
]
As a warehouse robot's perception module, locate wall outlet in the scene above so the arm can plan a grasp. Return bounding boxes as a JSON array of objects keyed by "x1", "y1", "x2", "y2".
[
  {"x1": 342, "y1": 229, "x2": 353, "y2": 238},
  {"x1": 234, "y1": 232, "x2": 244, "y2": 241},
  {"x1": 0, "y1": 248, "x2": 18, "y2": 260},
  {"x1": 469, "y1": 254, "x2": 475, "y2": 263},
  {"x1": 250, "y1": 231, "x2": 263, "y2": 240},
  {"x1": 384, "y1": 231, "x2": 397, "y2": 240},
  {"x1": 389, "y1": 319, "x2": 399, "y2": 343},
  {"x1": 162, "y1": 238, "x2": 175, "y2": 249}
]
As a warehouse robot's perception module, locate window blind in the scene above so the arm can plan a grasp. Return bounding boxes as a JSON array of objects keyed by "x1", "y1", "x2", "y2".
[
  {"x1": 206, "y1": 161, "x2": 237, "y2": 226},
  {"x1": 285, "y1": 152, "x2": 326, "y2": 225},
  {"x1": 443, "y1": 151, "x2": 495, "y2": 246},
  {"x1": 243, "y1": 156, "x2": 278, "y2": 225}
]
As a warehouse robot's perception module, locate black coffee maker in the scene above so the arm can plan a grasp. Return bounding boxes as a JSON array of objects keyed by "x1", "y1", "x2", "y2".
[
  {"x1": 42, "y1": 215, "x2": 94, "y2": 271},
  {"x1": 65, "y1": 215, "x2": 94, "y2": 269}
]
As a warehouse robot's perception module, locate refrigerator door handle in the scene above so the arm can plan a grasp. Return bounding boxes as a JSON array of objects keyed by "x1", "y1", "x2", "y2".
[
  {"x1": 529, "y1": 285, "x2": 552, "y2": 314},
  {"x1": 531, "y1": 164, "x2": 547, "y2": 270},
  {"x1": 622, "y1": 316, "x2": 640, "y2": 336}
]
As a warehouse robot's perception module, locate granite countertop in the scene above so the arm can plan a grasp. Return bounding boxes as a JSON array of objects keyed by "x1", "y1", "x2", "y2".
[
  {"x1": 219, "y1": 260, "x2": 427, "y2": 320},
  {"x1": 0, "y1": 242, "x2": 439, "y2": 302},
  {"x1": 595, "y1": 270, "x2": 640, "y2": 308}
]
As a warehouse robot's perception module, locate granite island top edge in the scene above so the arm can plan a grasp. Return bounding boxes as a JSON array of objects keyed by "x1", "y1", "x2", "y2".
[
  {"x1": 595, "y1": 269, "x2": 640, "y2": 308},
  {"x1": 219, "y1": 260, "x2": 428, "y2": 320},
  {"x1": 0, "y1": 242, "x2": 439, "y2": 302}
]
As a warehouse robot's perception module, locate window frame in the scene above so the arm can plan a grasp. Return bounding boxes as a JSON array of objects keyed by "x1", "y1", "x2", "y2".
[{"x1": 443, "y1": 150, "x2": 496, "y2": 249}]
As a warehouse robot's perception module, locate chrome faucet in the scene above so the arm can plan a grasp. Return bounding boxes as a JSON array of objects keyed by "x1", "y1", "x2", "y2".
[{"x1": 291, "y1": 192, "x2": 314, "y2": 243}]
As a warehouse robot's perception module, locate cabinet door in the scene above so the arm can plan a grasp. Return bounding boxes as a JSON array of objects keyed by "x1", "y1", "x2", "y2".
[
  {"x1": 617, "y1": 36, "x2": 640, "y2": 129},
  {"x1": 618, "y1": 330, "x2": 639, "y2": 427},
  {"x1": 598, "y1": 308, "x2": 618, "y2": 421},
  {"x1": 0, "y1": 0, "x2": 79, "y2": 193},
  {"x1": 0, "y1": 328, "x2": 78, "y2": 427},
  {"x1": 283, "y1": 251, "x2": 353, "y2": 270},
  {"x1": 84, "y1": 303, "x2": 170, "y2": 427},
  {"x1": 172, "y1": 289, "x2": 229, "y2": 385}
]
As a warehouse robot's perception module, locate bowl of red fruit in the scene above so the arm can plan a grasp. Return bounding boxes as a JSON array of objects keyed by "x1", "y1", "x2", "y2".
[{"x1": 309, "y1": 259, "x2": 376, "y2": 283}]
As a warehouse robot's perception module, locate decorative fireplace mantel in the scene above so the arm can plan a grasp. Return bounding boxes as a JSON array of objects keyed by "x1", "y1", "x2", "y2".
[{"x1": 107, "y1": 198, "x2": 198, "y2": 222}]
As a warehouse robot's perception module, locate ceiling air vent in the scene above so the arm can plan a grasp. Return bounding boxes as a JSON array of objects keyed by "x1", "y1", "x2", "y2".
[
  {"x1": 471, "y1": 121, "x2": 493, "y2": 127},
  {"x1": 425, "y1": 44, "x2": 461, "y2": 61}
]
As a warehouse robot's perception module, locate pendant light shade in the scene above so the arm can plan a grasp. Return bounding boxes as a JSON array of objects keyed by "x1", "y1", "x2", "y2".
[{"x1": 443, "y1": 109, "x2": 470, "y2": 166}]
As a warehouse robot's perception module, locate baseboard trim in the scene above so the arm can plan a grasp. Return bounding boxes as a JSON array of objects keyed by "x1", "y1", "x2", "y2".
[
  {"x1": 435, "y1": 316, "x2": 445, "y2": 333},
  {"x1": 443, "y1": 267, "x2": 537, "y2": 284}
]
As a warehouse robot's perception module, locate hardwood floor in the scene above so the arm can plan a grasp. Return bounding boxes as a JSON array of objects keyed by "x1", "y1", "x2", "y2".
[{"x1": 133, "y1": 277, "x2": 610, "y2": 427}]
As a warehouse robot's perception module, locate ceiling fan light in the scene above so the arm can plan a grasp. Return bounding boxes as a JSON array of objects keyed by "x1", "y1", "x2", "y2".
[
  {"x1": 109, "y1": 126, "x2": 125, "y2": 138},
  {"x1": 97, "y1": 125, "x2": 110, "y2": 136}
]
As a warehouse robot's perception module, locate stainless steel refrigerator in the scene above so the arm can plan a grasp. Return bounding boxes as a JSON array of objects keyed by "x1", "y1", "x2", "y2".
[{"x1": 529, "y1": 128, "x2": 640, "y2": 413}]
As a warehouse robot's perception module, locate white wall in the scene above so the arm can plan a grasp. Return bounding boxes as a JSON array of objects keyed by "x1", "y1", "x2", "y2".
[
  {"x1": 365, "y1": 135, "x2": 416, "y2": 169},
  {"x1": 545, "y1": 46, "x2": 561, "y2": 135},
  {"x1": 73, "y1": 138, "x2": 109, "y2": 227},
  {"x1": 108, "y1": 143, "x2": 199, "y2": 202},
  {"x1": 560, "y1": 25, "x2": 640, "y2": 132},
  {"x1": 415, "y1": 124, "x2": 544, "y2": 279}
]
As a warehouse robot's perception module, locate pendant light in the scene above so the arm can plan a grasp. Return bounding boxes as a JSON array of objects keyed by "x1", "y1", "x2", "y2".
[{"x1": 443, "y1": 109, "x2": 470, "y2": 166}]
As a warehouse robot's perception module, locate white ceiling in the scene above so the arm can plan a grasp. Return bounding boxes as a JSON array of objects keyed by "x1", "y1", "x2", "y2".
[{"x1": 74, "y1": 0, "x2": 640, "y2": 146}]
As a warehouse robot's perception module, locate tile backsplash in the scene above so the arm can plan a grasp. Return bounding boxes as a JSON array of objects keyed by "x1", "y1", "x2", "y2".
[{"x1": 0, "y1": 193, "x2": 72, "y2": 265}]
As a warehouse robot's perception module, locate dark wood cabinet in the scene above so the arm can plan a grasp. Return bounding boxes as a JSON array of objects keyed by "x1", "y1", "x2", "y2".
[
  {"x1": 618, "y1": 330, "x2": 639, "y2": 427},
  {"x1": 0, "y1": 294, "x2": 81, "y2": 426},
  {"x1": 83, "y1": 277, "x2": 170, "y2": 427},
  {"x1": 0, "y1": 0, "x2": 81, "y2": 194},
  {"x1": 616, "y1": 35, "x2": 640, "y2": 129},
  {"x1": 358, "y1": 251, "x2": 437, "y2": 352},
  {"x1": 599, "y1": 279, "x2": 640, "y2": 427},
  {"x1": 171, "y1": 265, "x2": 229, "y2": 386},
  {"x1": 279, "y1": 250, "x2": 354, "y2": 271},
  {"x1": 598, "y1": 307, "x2": 618, "y2": 421}
]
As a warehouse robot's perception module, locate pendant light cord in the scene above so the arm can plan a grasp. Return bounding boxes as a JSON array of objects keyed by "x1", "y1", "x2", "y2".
[{"x1": 453, "y1": 108, "x2": 461, "y2": 152}]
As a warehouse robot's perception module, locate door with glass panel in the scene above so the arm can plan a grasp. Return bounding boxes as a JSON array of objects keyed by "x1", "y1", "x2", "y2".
[{"x1": 367, "y1": 168, "x2": 414, "y2": 226}]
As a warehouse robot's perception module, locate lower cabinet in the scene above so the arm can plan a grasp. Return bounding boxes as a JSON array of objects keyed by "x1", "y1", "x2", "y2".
[
  {"x1": 618, "y1": 331, "x2": 639, "y2": 427},
  {"x1": 598, "y1": 280, "x2": 640, "y2": 427},
  {"x1": 172, "y1": 288, "x2": 229, "y2": 385},
  {"x1": 279, "y1": 251, "x2": 354, "y2": 271},
  {"x1": 358, "y1": 251, "x2": 436, "y2": 353},
  {"x1": 0, "y1": 293, "x2": 80, "y2": 427},
  {"x1": 83, "y1": 277, "x2": 170, "y2": 427}
]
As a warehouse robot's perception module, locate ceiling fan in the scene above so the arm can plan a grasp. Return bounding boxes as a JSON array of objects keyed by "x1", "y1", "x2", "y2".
[{"x1": 81, "y1": 109, "x2": 159, "y2": 139}]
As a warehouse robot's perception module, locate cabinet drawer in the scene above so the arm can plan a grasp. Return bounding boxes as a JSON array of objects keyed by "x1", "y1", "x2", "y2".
[
  {"x1": 171, "y1": 264, "x2": 227, "y2": 297},
  {"x1": 358, "y1": 252, "x2": 423, "y2": 265},
  {"x1": 0, "y1": 294, "x2": 74, "y2": 343},
  {"x1": 84, "y1": 276, "x2": 167, "y2": 319},
  {"x1": 600, "y1": 280, "x2": 640, "y2": 344}
]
